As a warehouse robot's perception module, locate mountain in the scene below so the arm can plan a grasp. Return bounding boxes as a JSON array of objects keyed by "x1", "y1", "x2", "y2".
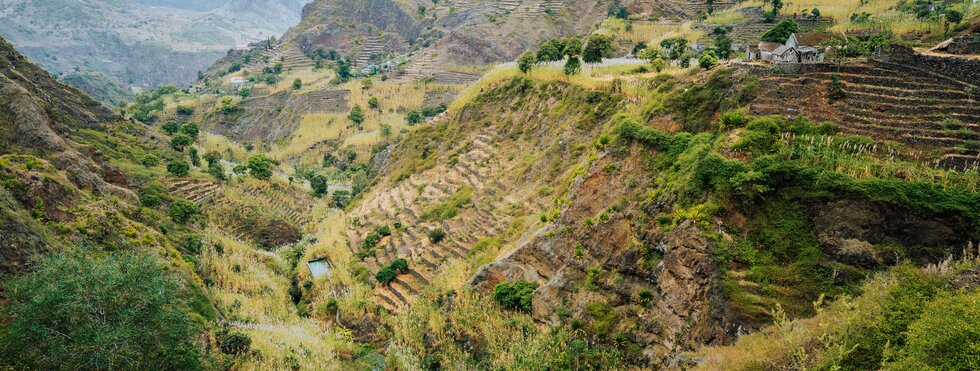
[
  {"x1": 0, "y1": 0, "x2": 308, "y2": 104},
  {"x1": 3, "y1": 0, "x2": 980, "y2": 369}
]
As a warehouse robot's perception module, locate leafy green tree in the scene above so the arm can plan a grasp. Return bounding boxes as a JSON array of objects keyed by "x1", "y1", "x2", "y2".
[
  {"x1": 715, "y1": 34, "x2": 733, "y2": 59},
  {"x1": 293, "y1": 78, "x2": 302, "y2": 90},
  {"x1": 699, "y1": 50, "x2": 718, "y2": 69},
  {"x1": 390, "y1": 258, "x2": 409, "y2": 273},
  {"x1": 203, "y1": 150, "x2": 222, "y2": 166},
  {"x1": 517, "y1": 51, "x2": 537, "y2": 73},
  {"x1": 246, "y1": 154, "x2": 276, "y2": 180},
  {"x1": 368, "y1": 96, "x2": 379, "y2": 109},
  {"x1": 493, "y1": 280, "x2": 538, "y2": 311},
  {"x1": 564, "y1": 56, "x2": 582, "y2": 75},
  {"x1": 167, "y1": 161, "x2": 190, "y2": 176},
  {"x1": 189, "y1": 147, "x2": 201, "y2": 167},
  {"x1": 0, "y1": 252, "x2": 203, "y2": 369},
  {"x1": 348, "y1": 104, "x2": 364, "y2": 125},
  {"x1": 582, "y1": 34, "x2": 613, "y2": 64},
  {"x1": 162, "y1": 120, "x2": 181, "y2": 135},
  {"x1": 311, "y1": 175, "x2": 329, "y2": 197},
  {"x1": 537, "y1": 39, "x2": 566, "y2": 62},
  {"x1": 168, "y1": 199, "x2": 198, "y2": 223},
  {"x1": 207, "y1": 162, "x2": 225, "y2": 181},
  {"x1": 760, "y1": 19, "x2": 800, "y2": 44},
  {"x1": 176, "y1": 105, "x2": 194, "y2": 115},
  {"x1": 563, "y1": 38, "x2": 583, "y2": 57},
  {"x1": 170, "y1": 134, "x2": 193, "y2": 151},
  {"x1": 376, "y1": 266, "x2": 397, "y2": 285},
  {"x1": 944, "y1": 9, "x2": 963, "y2": 34}
]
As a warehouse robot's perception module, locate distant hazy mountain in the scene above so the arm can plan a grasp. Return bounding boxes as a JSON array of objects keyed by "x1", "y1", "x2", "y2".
[{"x1": 0, "y1": 0, "x2": 308, "y2": 104}]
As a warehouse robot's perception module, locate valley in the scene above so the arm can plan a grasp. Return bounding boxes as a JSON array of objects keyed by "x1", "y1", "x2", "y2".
[
  {"x1": 0, "y1": 0, "x2": 308, "y2": 104},
  {"x1": 1, "y1": 0, "x2": 980, "y2": 369}
]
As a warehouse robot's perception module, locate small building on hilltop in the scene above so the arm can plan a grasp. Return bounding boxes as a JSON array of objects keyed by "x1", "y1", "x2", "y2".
[
  {"x1": 748, "y1": 41, "x2": 783, "y2": 62},
  {"x1": 747, "y1": 33, "x2": 837, "y2": 63}
]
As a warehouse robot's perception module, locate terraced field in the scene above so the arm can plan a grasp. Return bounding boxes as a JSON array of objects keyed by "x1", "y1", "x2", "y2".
[
  {"x1": 750, "y1": 62, "x2": 980, "y2": 167},
  {"x1": 347, "y1": 131, "x2": 511, "y2": 311}
]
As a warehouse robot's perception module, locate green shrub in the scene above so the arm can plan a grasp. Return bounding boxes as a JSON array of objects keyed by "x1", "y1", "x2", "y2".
[
  {"x1": 140, "y1": 193, "x2": 162, "y2": 208},
  {"x1": 348, "y1": 105, "x2": 364, "y2": 125},
  {"x1": 179, "y1": 123, "x2": 199, "y2": 139},
  {"x1": 390, "y1": 258, "x2": 408, "y2": 273},
  {"x1": 698, "y1": 50, "x2": 718, "y2": 69},
  {"x1": 170, "y1": 134, "x2": 193, "y2": 151},
  {"x1": 889, "y1": 290, "x2": 980, "y2": 370},
  {"x1": 140, "y1": 154, "x2": 160, "y2": 167},
  {"x1": 219, "y1": 331, "x2": 252, "y2": 355},
  {"x1": 428, "y1": 228, "x2": 446, "y2": 243},
  {"x1": 162, "y1": 120, "x2": 181, "y2": 134},
  {"x1": 406, "y1": 109, "x2": 423, "y2": 124},
  {"x1": 0, "y1": 252, "x2": 203, "y2": 369},
  {"x1": 493, "y1": 280, "x2": 538, "y2": 311},
  {"x1": 168, "y1": 199, "x2": 198, "y2": 223},
  {"x1": 167, "y1": 161, "x2": 190, "y2": 177},
  {"x1": 246, "y1": 154, "x2": 276, "y2": 180},
  {"x1": 376, "y1": 266, "x2": 397, "y2": 285},
  {"x1": 292, "y1": 78, "x2": 302, "y2": 90},
  {"x1": 175, "y1": 105, "x2": 194, "y2": 115}
]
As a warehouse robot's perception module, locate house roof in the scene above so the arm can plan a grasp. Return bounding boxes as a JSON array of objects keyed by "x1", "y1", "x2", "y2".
[
  {"x1": 758, "y1": 41, "x2": 782, "y2": 52},
  {"x1": 773, "y1": 45, "x2": 795, "y2": 55},
  {"x1": 793, "y1": 33, "x2": 837, "y2": 47}
]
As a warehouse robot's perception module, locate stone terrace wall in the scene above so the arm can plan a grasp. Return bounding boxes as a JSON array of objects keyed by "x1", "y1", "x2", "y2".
[{"x1": 874, "y1": 44, "x2": 980, "y2": 87}]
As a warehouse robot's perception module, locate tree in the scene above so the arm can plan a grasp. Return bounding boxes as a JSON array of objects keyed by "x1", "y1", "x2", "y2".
[
  {"x1": 189, "y1": 147, "x2": 201, "y2": 167},
  {"x1": 405, "y1": 110, "x2": 423, "y2": 124},
  {"x1": 293, "y1": 78, "x2": 302, "y2": 90},
  {"x1": 162, "y1": 120, "x2": 181, "y2": 135},
  {"x1": 563, "y1": 38, "x2": 583, "y2": 57},
  {"x1": 391, "y1": 258, "x2": 409, "y2": 273},
  {"x1": 770, "y1": 0, "x2": 783, "y2": 15},
  {"x1": 203, "y1": 150, "x2": 222, "y2": 166},
  {"x1": 311, "y1": 175, "x2": 329, "y2": 197},
  {"x1": 170, "y1": 134, "x2": 193, "y2": 151},
  {"x1": 715, "y1": 34, "x2": 733, "y2": 59},
  {"x1": 167, "y1": 161, "x2": 190, "y2": 176},
  {"x1": 0, "y1": 252, "x2": 203, "y2": 369},
  {"x1": 335, "y1": 58, "x2": 352, "y2": 82},
  {"x1": 699, "y1": 50, "x2": 719, "y2": 69},
  {"x1": 180, "y1": 123, "x2": 199, "y2": 139},
  {"x1": 811, "y1": 8, "x2": 821, "y2": 18},
  {"x1": 760, "y1": 19, "x2": 800, "y2": 44},
  {"x1": 376, "y1": 266, "x2": 397, "y2": 285},
  {"x1": 141, "y1": 154, "x2": 160, "y2": 167},
  {"x1": 493, "y1": 280, "x2": 538, "y2": 311},
  {"x1": 168, "y1": 199, "x2": 198, "y2": 223},
  {"x1": 945, "y1": 10, "x2": 963, "y2": 34},
  {"x1": 246, "y1": 154, "x2": 276, "y2": 180},
  {"x1": 537, "y1": 39, "x2": 566, "y2": 62},
  {"x1": 368, "y1": 96, "x2": 379, "y2": 109},
  {"x1": 348, "y1": 105, "x2": 364, "y2": 125},
  {"x1": 582, "y1": 34, "x2": 613, "y2": 64},
  {"x1": 428, "y1": 228, "x2": 446, "y2": 243},
  {"x1": 517, "y1": 51, "x2": 537, "y2": 73},
  {"x1": 563, "y1": 56, "x2": 582, "y2": 76}
]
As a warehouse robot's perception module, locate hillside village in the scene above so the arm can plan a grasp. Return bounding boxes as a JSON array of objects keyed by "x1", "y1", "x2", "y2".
[{"x1": 1, "y1": 0, "x2": 980, "y2": 369}]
